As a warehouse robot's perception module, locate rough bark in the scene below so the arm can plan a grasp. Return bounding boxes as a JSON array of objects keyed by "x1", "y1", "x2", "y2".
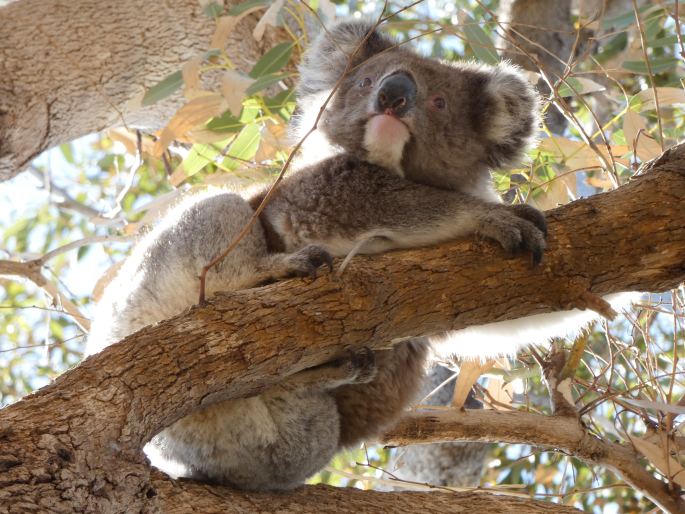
[
  {"x1": 498, "y1": 0, "x2": 577, "y2": 133},
  {"x1": 1, "y1": 144, "x2": 683, "y2": 511},
  {"x1": 0, "y1": 0, "x2": 283, "y2": 182}
]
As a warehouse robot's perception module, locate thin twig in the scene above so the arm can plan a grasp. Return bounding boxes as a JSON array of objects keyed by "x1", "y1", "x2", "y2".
[{"x1": 633, "y1": 0, "x2": 665, "y2": 152}]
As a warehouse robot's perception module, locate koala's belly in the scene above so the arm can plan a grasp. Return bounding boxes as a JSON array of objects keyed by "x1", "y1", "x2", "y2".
[{"x1": 149, "y1": 390, "x2": 340, "y2": 489}]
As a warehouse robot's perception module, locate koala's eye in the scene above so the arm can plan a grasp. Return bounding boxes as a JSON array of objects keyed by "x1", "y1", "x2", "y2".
[
  {"x1": 431, "y1": 95, "x2": 447, "y2": 110},
  {"x1": 359, "y1": 77, "x2": 372, "y2": 88}
]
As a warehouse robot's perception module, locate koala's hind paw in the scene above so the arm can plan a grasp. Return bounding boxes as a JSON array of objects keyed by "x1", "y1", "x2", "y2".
[
  {"x1": 285, "y1": 245, "x2": 333, "y2": 278},
  {"x1": 347, "y1": 347, "x2": 377, "y2": 383},
  {"x1": 330, "y1": 347, "x2": 377, "y2": 385},
  {"x1": 478, "y1": 206, "x2": 547, "y2": 266}
]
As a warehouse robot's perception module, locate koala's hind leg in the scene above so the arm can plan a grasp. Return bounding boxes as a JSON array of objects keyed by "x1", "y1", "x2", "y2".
[
  {"x1": 279, "y1": 347, "x2": 377, "y2": 393},
  {"x1": 251, "y1": 244, "x2": 334, "y2": 285},
  {"x1": 333, "y1": 339, "x2": 430, "y2": 447}
]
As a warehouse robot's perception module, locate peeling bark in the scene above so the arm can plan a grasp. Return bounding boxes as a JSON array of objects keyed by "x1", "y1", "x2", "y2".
[
  {"x1": 0, "y1": 0, "x2": 284, "y2": 182},
  {"x1": 0, "y1": 145, "x2": 683, "y2": 512}
]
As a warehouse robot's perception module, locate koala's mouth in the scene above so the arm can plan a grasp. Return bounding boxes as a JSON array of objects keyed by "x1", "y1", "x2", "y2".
[{"x1": 362, "y1": 114, "x2": 411, "y2": 175}]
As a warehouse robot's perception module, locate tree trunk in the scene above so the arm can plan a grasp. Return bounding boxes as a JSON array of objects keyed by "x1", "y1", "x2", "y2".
[
  {"x1": 0, "y1": 144, "x2": 683, "y2": 512},
  {"x1": 0, "y1": 0, "x2": 283, "y2": 182},
  {"x1": 498, "y1": 0, "x2": 576, "y2": 133}
]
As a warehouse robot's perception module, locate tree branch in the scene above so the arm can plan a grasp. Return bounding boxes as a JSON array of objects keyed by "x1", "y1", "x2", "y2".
[
  {"x1": 7, "y1": 142, "x2": 684, "y2": 447},
  {"x1": 150, "y1": 474, "x2": 582, "y2": 513},
  {"x1": 0, "y1": 0, "x2": 285, "y2": 182},
  {"x1": 383, "y1": 409, "x2": 684, "y2": 514},
  {"x1": 2, "y1": 144, "x2": 684, "y2": 512}
]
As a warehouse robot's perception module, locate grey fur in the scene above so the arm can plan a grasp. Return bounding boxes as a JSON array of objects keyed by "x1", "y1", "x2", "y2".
[{"x1": 86, "y1": 20, "x2": 543, "y2": 490}]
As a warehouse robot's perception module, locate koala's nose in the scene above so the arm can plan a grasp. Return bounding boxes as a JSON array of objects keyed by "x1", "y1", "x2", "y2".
[{"x1": 376, "y1": 72, "x2": 416, "y2": 117}]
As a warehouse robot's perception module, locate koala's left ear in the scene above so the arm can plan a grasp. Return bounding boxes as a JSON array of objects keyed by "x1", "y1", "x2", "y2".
[{"x1": 297, "y1": 20, "x2": 394, "y2": 100}]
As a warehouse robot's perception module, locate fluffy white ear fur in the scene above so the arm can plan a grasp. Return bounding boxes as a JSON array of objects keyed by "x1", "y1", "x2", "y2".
[{"x1": 431, "y1": 292, "x2": 640, "y2": 360}]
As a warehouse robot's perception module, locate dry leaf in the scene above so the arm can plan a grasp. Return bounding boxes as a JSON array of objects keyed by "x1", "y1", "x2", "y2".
[
  {"x1": 107, "y1": 129, "x2": 155, "y2": 155},
  {"x1": 92, "y1": 261, "x2": 124, "y2": 302},
  {"x1": 220, "y1": 70, "x2": 254, "y2": 115},
  {"x1": 188, "y1": 127, "x2": 237, "y2": 144},
  {"x1": 533, "y1": 165, "x2": 578, "y2": 210},
  {"x1": 632, "y1": 436, "x2": 685, "y2": 488},
  {"x1": 623, "y1": 109, "x2": 663, "y2": 161},
  {"x1": 635, "y1": 87, "x2": 685, "y2": 112},
  {"x1": 123, "y1": 222, "x2": 141, "y2": 235},
  {"x1": 182, "y1": 56, "x2": 204, "y2": 99},
  {"x1": 540, "y1": 137, "x2": 630, "y2": 170},
  {"x1": 253, "y1": 0, "x2": 284, "y2": 41},
  {"x1": 452, "y1": 359, "x2": 495, "y2": 408},
  {"x1": 254, "y1": 121, "x2": 288, "y2": 161},
  {"x1": 153, "y1": 94, "x2": 227, "y2": 156}
]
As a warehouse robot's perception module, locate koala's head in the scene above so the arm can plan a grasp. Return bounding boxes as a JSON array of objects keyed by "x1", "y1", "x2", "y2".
[{"x1": 295, "y1": 20, "x2": 539, "y2": 191}]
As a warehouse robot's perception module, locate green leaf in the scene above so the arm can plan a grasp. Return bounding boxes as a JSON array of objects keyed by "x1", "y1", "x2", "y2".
[
  {"x1": 240, "y1": 99, "x2": 261, "y2": 122},
  {"x1": 249, "y1": 42, "x2": 294, "y2": 78},
  {"x1": 142, "y1": 71, "x2": 183, "y2": 107},
  {"x1": 264, "y1": 88, "x2": 296, "y2": 120},
  {"x1": 224, "y1": 124, "x2": 261, "y2": 168},
  {"x1": 203, "y1": 2, "x2": 223, "y2": 17},
  {"x1": 59, "y1": 144, "x2": 74, "y2": 165},
  {"x1": 601, "y1": 5, "x2": 662, "y2": 30},
  {"x1": 595, "y1": 33, "x2": 627, "y2": 63},
  {"x1": 207, "y1": 112, "x2": 243, "y2": 133},
  {"x1": 246, "y1": 73, "x2": 291, "y2": 95},
  {"x1": 622, "y1": 56, "x2": 680, "y2": 74},
  {"x1": 77, "y1": 245, "x2": 89, "y2": 261},
  {"x1": 178, "y1": 141, "x2": 227, "y2": 179},
  {"x1": 648, "y1": 35, "x2": 678, "y2": 48},
  {"x1": 228, "y1": 0, "x2": 270, "y2": 16},
  {"x1": 461, "y1": 13, "x2": 499, "y2": 65}
]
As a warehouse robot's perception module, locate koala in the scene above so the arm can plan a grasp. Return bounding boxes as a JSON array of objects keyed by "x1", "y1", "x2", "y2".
[{"x1": 85, "y1": 19, "x2": 546, "y2": 490}]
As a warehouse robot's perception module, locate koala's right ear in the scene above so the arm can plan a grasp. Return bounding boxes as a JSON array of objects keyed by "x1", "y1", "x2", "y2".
[{"x1": 297, "y1": 20, "x2": 394, "y2": 99}]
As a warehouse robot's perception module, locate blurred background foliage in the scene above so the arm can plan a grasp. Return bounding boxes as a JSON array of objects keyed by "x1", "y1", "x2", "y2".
[{"x1": 1, "y1": 0, "x2": 684, "y2": 512}]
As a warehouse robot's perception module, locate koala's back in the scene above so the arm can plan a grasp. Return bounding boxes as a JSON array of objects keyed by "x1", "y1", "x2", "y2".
[
  {"x1": 86, "y1": 190, "x2": 270, "y2": 355},
  {"x1": 155, "y1": 388, "x2": 340, "y2": 490},
  {"x1": 85, "y1": 190, "x2": 346, "y2": 490}
]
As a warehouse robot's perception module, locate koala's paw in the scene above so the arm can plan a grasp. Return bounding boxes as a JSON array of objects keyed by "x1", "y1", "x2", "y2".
[
  {"x1": 349, "y1": 347, "x2": 377, "y2": 383},
  {"x1": 510, "y1": 204, "x2": 548, "y2": 238},
  {"x1": 335, "y1": 347, "x2": 377, "y2": 384},
  {"x1": 478, "y1": 206, "x2": 547, "y2": 266},
  {"x1": 285, "y1": 245, "x2": 333, "y2": 278}
]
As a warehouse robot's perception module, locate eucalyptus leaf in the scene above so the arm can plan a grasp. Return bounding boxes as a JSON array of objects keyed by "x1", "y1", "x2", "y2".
[
  {"x1": 207, "y1": 112, "x2": 244, "y2": 133},
  {"x1": 142, "y1": 71, "x2": 183, "y2": 107},
  {"x1": 246, "y1": 73, "x2": 290, "y2": 95},
  {"x1": 228, "y1": 0, "x2": 270, "y2": 17},
  {"x1": 461, "y1": 13, "x2": 499, "y2": 65},
  {"x1": 249, "y1": 42, "x2": 294, "y2": 78}
]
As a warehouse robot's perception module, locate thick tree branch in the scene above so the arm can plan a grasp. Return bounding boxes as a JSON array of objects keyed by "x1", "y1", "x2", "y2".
[
  {"x1": 0, "y1": 0, "x2": 284, "y2": 182},
  {"x1": 383, "y1": 409, "x2": 683, "y2": 514},
  {"x1": 1, "y1": 144, "x2": 684, "y2": 512},
  {"x1": 151, "y1": 475, "x2": 581, "y2": 513}
]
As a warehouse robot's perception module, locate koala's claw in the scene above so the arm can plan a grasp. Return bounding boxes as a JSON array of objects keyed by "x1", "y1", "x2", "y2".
[
  {"x1": 286, "y1": 245, "x2": 333, "y2": 278},
  {"x1": 510, "y1": 204, "x2": 548, "y2": 238},
  {"x1": 479, "y1": 206, "x2": 547, "y2": 266},
  {"x1": 345, "y1": 347, "x2": 377, "y2": 384}
]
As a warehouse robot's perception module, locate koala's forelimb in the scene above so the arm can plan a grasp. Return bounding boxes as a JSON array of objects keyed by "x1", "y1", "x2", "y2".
[{"x1": 197, "y1": 18, "x2": 386, "y2": 303}]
